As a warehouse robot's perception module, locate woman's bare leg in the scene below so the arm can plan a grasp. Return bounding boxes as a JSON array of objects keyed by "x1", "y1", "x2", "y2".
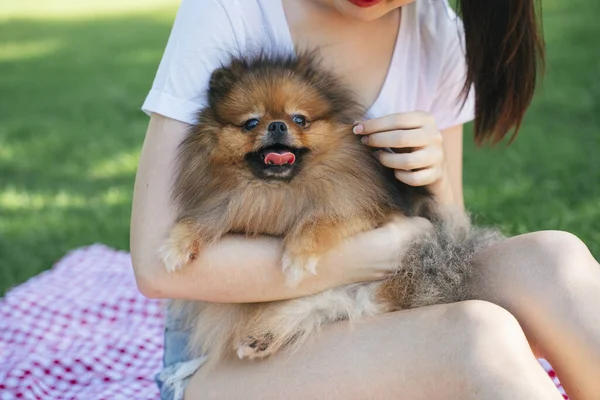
[
  {"x1": 184, "y1": 301, "x2": 562, "y2": 400},
  {"x1": 472, "y1": 231, "x2": 600, "y2": 400}
]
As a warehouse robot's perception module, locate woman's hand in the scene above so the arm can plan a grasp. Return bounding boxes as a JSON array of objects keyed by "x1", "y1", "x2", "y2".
[
  {"x1": 353, "y1": 111, "x2": 454, "y2": 204},
  {"x1": 334, "y1": 215, "x2": 433, "y2": 286}
]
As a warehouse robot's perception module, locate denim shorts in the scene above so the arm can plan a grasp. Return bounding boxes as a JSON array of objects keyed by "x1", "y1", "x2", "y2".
[{"x1": 155, "y1": 307, "x2": 208, "y2": 400}]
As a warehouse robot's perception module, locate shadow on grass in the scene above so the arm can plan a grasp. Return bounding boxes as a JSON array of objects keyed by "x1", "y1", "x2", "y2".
[
  {"x1": 1, "y1": 0, "x2": 599, "y2": 294},
  {"x1": 0, "y1": 10, "x2": 177, "y2": 292}
]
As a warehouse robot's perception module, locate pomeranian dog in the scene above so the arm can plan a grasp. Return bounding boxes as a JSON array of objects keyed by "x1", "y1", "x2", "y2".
[{"x1": 160, "y1": 50, "x2": 502, "y2": 368}]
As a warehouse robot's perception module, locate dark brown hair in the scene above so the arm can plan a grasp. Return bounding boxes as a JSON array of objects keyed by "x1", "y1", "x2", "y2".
[{"x1": 457, "y1": 0, "x2": 545, "y2": 145}]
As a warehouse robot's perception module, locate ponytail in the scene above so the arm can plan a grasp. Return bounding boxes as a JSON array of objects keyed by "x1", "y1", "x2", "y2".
[{"x1": 457, "y1": 0, "x2": 545, "y2": 145}]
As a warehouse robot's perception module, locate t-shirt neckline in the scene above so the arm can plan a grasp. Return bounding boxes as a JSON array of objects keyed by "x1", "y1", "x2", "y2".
[{"x1": 269, "y1": 0, "x2": 408, "y2": 118}]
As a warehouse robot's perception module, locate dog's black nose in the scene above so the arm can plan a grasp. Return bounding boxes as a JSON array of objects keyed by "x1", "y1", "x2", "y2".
[{"x1": 268, "y1": 121, "x2": 287, "y2": 136}]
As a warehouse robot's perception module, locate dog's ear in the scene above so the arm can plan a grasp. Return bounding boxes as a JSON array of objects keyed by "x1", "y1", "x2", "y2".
[{"x1": 208, "y1": 67, "x2": 235, "y2": 106}]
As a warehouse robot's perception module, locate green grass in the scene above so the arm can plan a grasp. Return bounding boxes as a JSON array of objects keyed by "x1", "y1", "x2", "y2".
[{"x1": 1, "y1": 0, "x2": 598, "y2": 295}]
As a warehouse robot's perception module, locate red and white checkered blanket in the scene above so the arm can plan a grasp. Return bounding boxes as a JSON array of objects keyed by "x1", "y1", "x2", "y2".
[{"x1": 0, "y1": 244, "x2": 569, "y2": 399}]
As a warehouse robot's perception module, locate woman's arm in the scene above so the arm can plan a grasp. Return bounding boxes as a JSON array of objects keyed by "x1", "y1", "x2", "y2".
[
  {"x1": 130, "y1": 114, "x2": 432, "y2": 303},
  {"x1": 430, "y1": 124, "x2": 464, "y2": 208}
]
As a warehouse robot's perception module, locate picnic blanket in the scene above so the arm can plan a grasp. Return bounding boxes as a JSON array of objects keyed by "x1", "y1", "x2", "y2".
[{"x1": 0, "y1": 244, "x2": 569, "y2": 399}]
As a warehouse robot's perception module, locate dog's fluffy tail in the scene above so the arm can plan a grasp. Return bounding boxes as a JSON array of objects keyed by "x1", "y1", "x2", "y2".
[{"x1": 378, "y1": 209, "x2": 504, "y2": 310}]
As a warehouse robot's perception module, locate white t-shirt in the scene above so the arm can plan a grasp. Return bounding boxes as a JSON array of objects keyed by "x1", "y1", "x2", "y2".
[{"x1": 142, "y1": 0, "x2": 475, "y2": 130}]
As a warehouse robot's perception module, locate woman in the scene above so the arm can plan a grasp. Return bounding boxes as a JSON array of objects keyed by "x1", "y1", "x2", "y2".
[{"x1": 130, "y1": 0, "x2": 600, "y2": 399}]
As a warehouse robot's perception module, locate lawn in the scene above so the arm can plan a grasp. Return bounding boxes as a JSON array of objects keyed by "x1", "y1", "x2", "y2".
[{"x1": 1, "y1": 0, "x2": 599, "y2": 295}]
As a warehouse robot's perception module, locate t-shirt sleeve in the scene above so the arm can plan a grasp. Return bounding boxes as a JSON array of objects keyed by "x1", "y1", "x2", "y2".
[
  {"x1": 141, "y1": 0, "x2": 239, "y2": 125},
  {"x1": 429, "y1": 5, "x2": 475, "y2": 131}
]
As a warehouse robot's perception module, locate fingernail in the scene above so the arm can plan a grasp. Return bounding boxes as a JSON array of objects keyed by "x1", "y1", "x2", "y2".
[
  {"x1": 353, "y1": 124, "x2": 364, "y2": 134},
  {"x1": 361, "y1": 136, "x2": 368, "y2": 144}
]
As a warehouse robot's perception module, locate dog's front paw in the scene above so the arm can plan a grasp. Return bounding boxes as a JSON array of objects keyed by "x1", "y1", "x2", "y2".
[
  {"x1": 158, "y1": 223, "x2": 200, "y2": 273},
  {"x1": 281, "y1": 251, "x2": 319, "y2": 286},
  {"x1": 236, "y1": 333, "x2": 275, "y2": 360}
]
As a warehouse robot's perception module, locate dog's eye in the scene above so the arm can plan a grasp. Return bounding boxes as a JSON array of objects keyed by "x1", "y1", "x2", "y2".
[
  {"x1": 291, "y1": 115, "x2": 307, "y2": 127},
  {"x1": 243, "y1": 118, "x2": 259, "y2": 131}
]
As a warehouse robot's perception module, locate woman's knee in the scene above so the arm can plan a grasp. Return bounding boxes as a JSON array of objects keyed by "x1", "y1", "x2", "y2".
[
  {"x1": 477, "y1": 230, "x2": 594, "y2": 285},
  {"x1": 521, "y1": 230, "x2": 590, "y2": 259},
  {"x1": 387, "y1": 301, "x2": 543, "y2": 397},
  {"x1": 431, "y1": 301, "x2": 564, "y2": 398},
  {"x1": 440, "y1": 301, "x2": 534, "y2": 368}
]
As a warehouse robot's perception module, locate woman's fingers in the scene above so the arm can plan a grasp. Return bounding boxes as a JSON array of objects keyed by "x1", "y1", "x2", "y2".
[
  {"x1": 360, "y1": 129, "x2": 434, "y2": 149},
  {"x1": 394, "y1": 167, "x2": 441, "y2": 187},
  {"x1": 384, "y1": 215, "x2": 433, "y2": 243},
  {"x1": 376, "y1": 147, "x2": 443, "y2": 171},
  {"x1": 353, "y1": 111, "x2": 434, "y2": 134},
  {"x1": 352, "y1": 111, "x2": 445, "y2": 188}
]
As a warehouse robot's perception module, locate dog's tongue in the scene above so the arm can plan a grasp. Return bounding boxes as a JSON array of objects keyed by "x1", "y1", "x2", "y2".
[{"x1": 264, "y1": 152, "x2": 295, "y2": 166}]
